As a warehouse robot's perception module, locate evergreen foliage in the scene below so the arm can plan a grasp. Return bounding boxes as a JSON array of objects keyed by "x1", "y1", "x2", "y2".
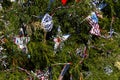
[{"x1": 0, "y1": 0, "x2": 120, "y2": 80}]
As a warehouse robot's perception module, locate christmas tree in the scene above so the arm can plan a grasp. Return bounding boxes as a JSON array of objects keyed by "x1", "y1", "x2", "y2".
[{"x1": 0, "y1": 0, "x2": 120, "y2": 80}]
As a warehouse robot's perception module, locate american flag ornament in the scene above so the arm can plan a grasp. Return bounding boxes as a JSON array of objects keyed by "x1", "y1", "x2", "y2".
[
  {"x1": 41, "y1": 13, "x2": 53, "y2": 32},
  {"x1": 87, "y1": 12, "x2": 101, "y2": 36}
]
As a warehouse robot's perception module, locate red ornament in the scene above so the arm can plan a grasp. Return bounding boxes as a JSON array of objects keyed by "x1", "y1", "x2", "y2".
[{"x1": 61, "y1": 0, "x2": 67, "y2": 5}]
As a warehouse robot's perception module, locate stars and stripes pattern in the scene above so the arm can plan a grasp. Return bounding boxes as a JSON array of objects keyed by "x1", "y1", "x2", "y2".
[{"x1": 87, "y1": 12, "x2": 101, "y2": 36}]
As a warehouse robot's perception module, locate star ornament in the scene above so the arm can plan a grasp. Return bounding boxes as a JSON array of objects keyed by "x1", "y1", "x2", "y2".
[
  {"x1": 53, "y1": 34, "x2": 70, "y2": 53},
  {"x1": 14, "y1": 36, "x2": 30, "y2": 53}
]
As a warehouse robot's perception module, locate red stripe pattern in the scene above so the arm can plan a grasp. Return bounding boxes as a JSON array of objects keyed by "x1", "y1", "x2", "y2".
[{"x1": 87, "y1": 14, "x2": 101, "y2": 36}]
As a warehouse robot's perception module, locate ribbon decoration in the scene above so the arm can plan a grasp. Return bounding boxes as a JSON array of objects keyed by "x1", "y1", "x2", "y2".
[
  {"x1": 41, "y1": 13, "x2": 53, "y2": 32},
  {"x1": 58, "y1": 63, "x2": 71, "y2": 80}
]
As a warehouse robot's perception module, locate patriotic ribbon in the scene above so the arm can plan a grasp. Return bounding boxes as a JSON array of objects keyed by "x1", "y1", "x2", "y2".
[{"x1": 58, "y1": 63, "x2": 70, "y2": 80}]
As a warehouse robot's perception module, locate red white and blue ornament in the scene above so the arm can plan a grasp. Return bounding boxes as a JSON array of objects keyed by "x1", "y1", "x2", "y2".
[{"x1": 41, "y1": 13, "x2": 53, "y2": 32}]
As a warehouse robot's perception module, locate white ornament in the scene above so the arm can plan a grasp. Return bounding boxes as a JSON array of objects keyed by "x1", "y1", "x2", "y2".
[
  {"x1": 53, "y1": 27, "x2": 70, "y2": 53},
  {"x1": 14, "y1": 36, "x2": 30, "y2": 53},
  {"x1": 62, "y1": 34, "x2": 70, "y2": 41},
  {"x1": 104, "y1": 66, "x2": 113, "y2": 75},
  {"x1": 41, "y1": 13, "x2": 53, "y2": 32}
]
